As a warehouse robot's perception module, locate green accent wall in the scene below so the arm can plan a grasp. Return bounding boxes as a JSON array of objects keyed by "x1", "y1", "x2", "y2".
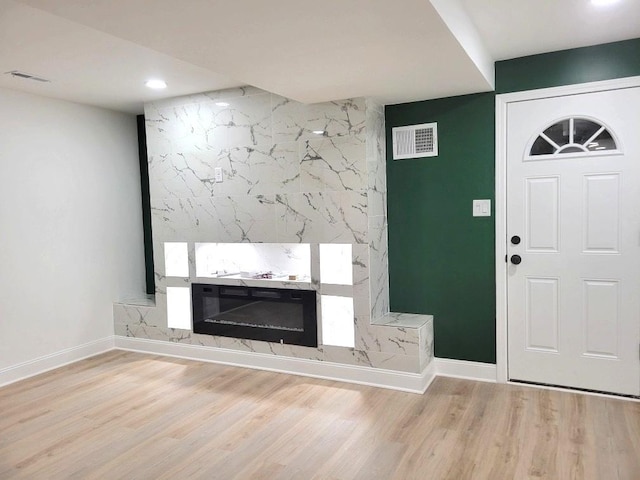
[
  {"x1": 496, "y1": 38, "x2": 640, "y2": 94},
  {"x1": 386, "y1": 38, "x2": 639, "y2": 364},
  {"x1": 386, "y1": 92, "x2": 496, "y2": 363}
]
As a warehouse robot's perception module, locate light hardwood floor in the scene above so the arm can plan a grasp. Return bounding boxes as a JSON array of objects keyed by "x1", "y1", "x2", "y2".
[{"x1": 1, "y1": 350, "x2": 638, "y2": 479}]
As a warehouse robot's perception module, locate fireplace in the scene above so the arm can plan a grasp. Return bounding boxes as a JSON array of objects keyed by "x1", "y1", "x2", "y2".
[{"x1": 191, "y1": 284, "x2": 318, "y2": 347}]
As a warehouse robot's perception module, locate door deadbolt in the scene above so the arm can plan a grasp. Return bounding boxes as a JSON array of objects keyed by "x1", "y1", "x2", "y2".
[{"x1": 511, "y1": 235, "x2": 521, "y2": 245}]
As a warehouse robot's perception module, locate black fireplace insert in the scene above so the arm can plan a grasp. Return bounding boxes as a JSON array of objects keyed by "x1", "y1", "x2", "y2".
[{"x1": 191, "y1": 284, "x2": 317, "y2": 347}]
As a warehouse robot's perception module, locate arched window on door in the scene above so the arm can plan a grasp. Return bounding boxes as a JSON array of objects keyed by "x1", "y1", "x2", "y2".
[{"x1": 527, "y1": 117, "x2": 619, "y2": 158}]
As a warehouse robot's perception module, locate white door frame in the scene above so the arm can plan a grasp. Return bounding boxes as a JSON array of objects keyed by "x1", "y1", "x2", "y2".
[{"x1": 495, "y1": 75, "x2": 640, "y2": 384}]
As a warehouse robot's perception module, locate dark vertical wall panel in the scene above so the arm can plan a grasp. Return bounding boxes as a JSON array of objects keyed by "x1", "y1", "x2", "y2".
[{"x1": 137, "y1": 115, "x2": 155, "y2": 295}]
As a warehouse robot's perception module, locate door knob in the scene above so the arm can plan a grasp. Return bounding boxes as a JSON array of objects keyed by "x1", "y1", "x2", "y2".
[
  {"x1": 511, "y1": 235, "x2": 521, "y2": 245},
  {"x1": 510, "y1": 255, "x2": 522, "y2": 265}
]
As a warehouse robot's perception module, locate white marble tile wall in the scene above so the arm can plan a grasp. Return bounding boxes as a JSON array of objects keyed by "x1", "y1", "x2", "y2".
[
  {"x1": 366, "y1": 100, "x2": 391, "y2": 322},
  {"x1": 271, "y1": 96, "x2": 366, "y2": 143},
  {"x1": 194, "y1": 242, "x2": 310, "y2": 278},
  {"x1": 112, "y1": 87, "x2": 433, "y2": 375}
]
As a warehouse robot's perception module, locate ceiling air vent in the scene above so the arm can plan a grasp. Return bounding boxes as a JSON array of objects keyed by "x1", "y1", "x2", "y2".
[
  {"x1": 4, "y1": 70, "x2": 51, "y2": 83},
  {"x1": 392, "y1": 122, "x2": 438, "y2": 160}
]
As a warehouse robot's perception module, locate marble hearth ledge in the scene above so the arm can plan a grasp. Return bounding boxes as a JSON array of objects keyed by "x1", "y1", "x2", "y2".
[
  {"x1": 371, "y1": 312, "x2": 434, "y2": 373},
  {"x1": 372, "y1": 312, "x2": 433, "y2": 329},
  {"x1": 116, "y1": 295, "x2": 156, "y2": 307},
  {"x1": 112, "y1": 300, "x2": 435, "y2": 375}
]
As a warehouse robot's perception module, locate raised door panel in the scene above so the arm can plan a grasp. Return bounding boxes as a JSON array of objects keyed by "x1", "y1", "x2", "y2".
[
  {"x1": 525, "y1": 277, "x2": 559, "y2": 352},
  {"x1": 582, "y1": 174, "x2": 620, "y2": 254},
  {"x1": 583, "y1": 280, "x2": 619, "y2": 359},
  {"x1": 526, "y1": 177, "x2": 559, "y2": 252}
]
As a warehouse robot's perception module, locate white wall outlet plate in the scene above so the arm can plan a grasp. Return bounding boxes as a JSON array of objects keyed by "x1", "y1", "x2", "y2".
[
  {"x1": 473, "y1": 199, "x2": 491, "y2": 217},
  {"x1": 214, "y1": 167, "x2": 223, "y2": 183}
]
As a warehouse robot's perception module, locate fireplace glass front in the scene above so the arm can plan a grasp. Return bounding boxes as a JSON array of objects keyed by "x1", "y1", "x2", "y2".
[{"x1": 191, "y1": 284, "x2": 317, "y2": 347}]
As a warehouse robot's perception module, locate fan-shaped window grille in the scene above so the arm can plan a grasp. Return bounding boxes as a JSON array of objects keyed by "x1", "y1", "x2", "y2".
[{"x1": 528, "y1": 117, "x2": 618, "y2": 158}]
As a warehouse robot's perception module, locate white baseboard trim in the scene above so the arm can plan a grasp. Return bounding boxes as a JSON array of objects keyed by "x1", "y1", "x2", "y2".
[
  {"x1": 114, "y1": 336, "x2": 436, "y2": 394},
  {"x1": 434, "y1": 358, "x2": 497, "y2": 383},
  {"x1": 0, "y1": 336, "x2": 115, "y2": 387},
  {"x1": 0, "y1": 337, "x2": 498, "y2": 393}
]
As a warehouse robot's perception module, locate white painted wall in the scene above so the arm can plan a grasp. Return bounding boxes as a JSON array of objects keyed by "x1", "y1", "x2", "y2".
[{"x1": 0, "y1": 87, "x2": 145, "y2": 370}]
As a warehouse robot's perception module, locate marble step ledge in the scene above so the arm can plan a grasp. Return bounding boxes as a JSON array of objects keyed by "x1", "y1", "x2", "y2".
[
  {"x1": 371, "y1": 312, "x2": 433, "y2": 329},
  {"x1": 369, "y1": 312, "x2": 434, "y2": 372},
  {"x1": 115, "y1": 295, "x2": 156, "y2": 307}
]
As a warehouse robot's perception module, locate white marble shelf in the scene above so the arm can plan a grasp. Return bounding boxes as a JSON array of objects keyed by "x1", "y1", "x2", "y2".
[
  {"x1": 371, "y1": 312, "x2": 433, "y2": 329},
  {"x1": 193, "y1": 276, "x2": 314, "y2": 290},
  {"x1": 115, "y1": 295, "x2": 156, "y2": 307}
]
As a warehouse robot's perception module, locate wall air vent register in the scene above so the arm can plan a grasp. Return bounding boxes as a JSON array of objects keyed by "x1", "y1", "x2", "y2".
[{"x1": 392, "y1": 122, "x2": 438, "y2": 160}]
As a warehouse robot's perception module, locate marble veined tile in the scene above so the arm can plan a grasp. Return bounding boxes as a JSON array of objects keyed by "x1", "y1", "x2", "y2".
[
  {"x1": 351, "y1": 244, "x2": 370, "y2": 304},
  {"x1": 115, "y1": 295, "x2": 156, "y2": 307},
  {"x1": 119, "y1": 324, "x2": 193, "y2": 343},
  {"x1": 275, "y1": 191, "x2": 368, "y2": 244},
  {"x1": 148, "y1": 150, "x2": 227, "y2": 200},
  {"x1": 419, "y1": 319, "x2": 435, "y2": 371},
  {"x1": 170, "y1": 143, "x2": 301, "y2": 198},
  {"x1": 273, "y1": 96, "x2": 366, "y2": 143},
  {"x1": 270, "y1": 343, "x2": 324, "y2": 361},
  {"x1": 151, "y1": 195, "x2": 277, "y2": 243},
  {"x1": 300, "y1": 134, "x2": 366, "y2": 193},
  {"x1": 145, "y1": 101, "x2": 230, "y2": 154},
  {"x1": 151, "y1": 197, "x2": 204, "y2": 242},
  {"x1": 365, "y1": 100, "x2": 386, "y2": 166},
  {"x1": 226, "y1": 143, "x2": 300, "y2": 196},
  {"x1": 201, "y1": 195, "x2": 278, "y2": 243},
  {"x1": 146, "y1": 91, "x2": 272, "y2": 155},
  {"x1": 367, "y1": 351, "x2": 421, "y2": 373},
  {"x1": 354, "y1": 315, "x2": 420, "y2": 356},
  {"x1": 367, "y1": 187, "x2": 387, "y2": 219},
  {"x1": 226, "y1": 94, "x2": 272, "y2": 148},
  {"x1": 374, "y1": 312, "x2": 434, "y2": 328},
  {"x1": 322, "y1": 345, "x2": 374, "y2": 367},
  {"x1": 369, "y1": 219, "x2": 389, "y2": 320},
  {"x1": 371, "y1": 276, "x2": 390, "y2": 321},
  {"x1": 367, "y1": 155, "x2": 387, "y2": 193},
  {"x1": 113, "y1": 304, "x2": 163, "y2": 327},
  {"x1": 190, "y1": 333, "x2": 323, "y2": 360}
]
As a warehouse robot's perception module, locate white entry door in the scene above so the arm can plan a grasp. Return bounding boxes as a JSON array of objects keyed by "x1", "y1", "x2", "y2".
[{"x1": 506, "y1": 86, "x2": 640, "y2": 396}]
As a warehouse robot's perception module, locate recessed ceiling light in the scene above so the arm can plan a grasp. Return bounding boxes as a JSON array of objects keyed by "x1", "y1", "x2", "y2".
[
  {"x1": 215, "y1": 101, "x2": 230, "y2": 107},
  {"x1": 145, "y1": 79, "x2": 167, "y2": 89},
  {"x1": 591, "y1": 0, "x2": 620, "y2": 6},
  {"x1": 312, "y1": 130, "x2": 326, "y2": 135}
]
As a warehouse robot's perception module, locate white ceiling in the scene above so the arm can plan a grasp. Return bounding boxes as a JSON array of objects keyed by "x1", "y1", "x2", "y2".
[
  {"x1": 462, "y1": 0, "x2": 640, "y2": 61},
  {"x1": 1, "y1": 0, "x2": 638, "y2": 114}
]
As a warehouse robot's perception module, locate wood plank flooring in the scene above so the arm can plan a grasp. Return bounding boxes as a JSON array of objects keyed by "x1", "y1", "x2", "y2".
[{"x1": 0, "y1": 350, "x2": 638, "y2": 479}]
